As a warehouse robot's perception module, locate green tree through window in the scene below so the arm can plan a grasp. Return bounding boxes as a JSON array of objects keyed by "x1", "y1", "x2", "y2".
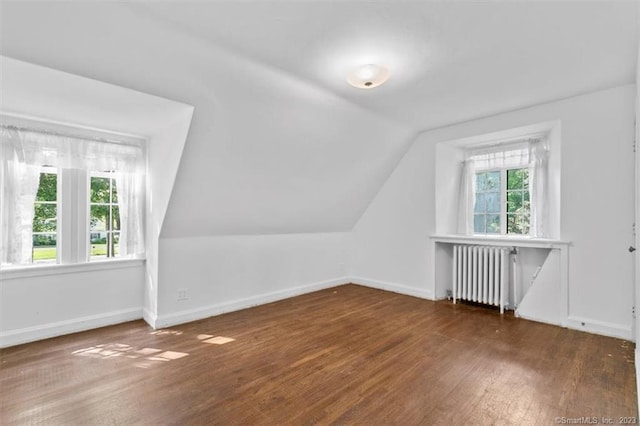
[
  {"x1": 32, "y1": 167, "x2": 58, "y2": 262},
  {"x1": 90, "y1": 172, "x2": 120, "y2": 259}
]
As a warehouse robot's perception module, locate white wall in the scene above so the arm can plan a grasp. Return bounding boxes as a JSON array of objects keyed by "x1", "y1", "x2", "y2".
[
  {"x1": 351, "y1": 84, "x2": 636, "y2": 340},
  {"x1": 0, "y1": 262, "x2": 144, "y2": 347},
  {"x1": 348, "y1": 131, "x2": 436, "y2": 298},
  {"x1": 153, "y1": 233, "x2": 349, "y2": 328}
]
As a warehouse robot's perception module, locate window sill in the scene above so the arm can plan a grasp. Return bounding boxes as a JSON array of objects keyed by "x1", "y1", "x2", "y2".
[
  {"x1": 0, "y1": 258, "x2": 145, "y2": 280},
  {"x1": 430, "y1": 234, "x2": 570, "y2": 249}
]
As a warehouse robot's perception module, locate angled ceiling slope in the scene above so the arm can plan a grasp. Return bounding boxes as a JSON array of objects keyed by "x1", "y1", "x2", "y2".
[
  {"x1": 0, "y1": 1, "x2": 416, "y2": 238},
  {"x1": 1, "y1": 1, "x2": 637, "y2": 238}
]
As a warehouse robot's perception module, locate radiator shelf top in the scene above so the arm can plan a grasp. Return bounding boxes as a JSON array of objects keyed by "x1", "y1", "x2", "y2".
[{"x1": 431, "y1": 234, "x2": 570, "y2": 249}]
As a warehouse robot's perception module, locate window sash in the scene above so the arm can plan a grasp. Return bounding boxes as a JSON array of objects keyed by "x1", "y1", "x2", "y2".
[{"x1": 473, "y1": 167, "x2": 530, "y2": 236}]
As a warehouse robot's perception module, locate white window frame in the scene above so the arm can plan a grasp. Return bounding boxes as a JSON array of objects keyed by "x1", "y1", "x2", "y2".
[
  {"x1": 89, "y1": 170, "x2": 121, "y2": 261},
  {"x1": 32, "y1": 166, "x2": 60, "y2": 264},
  {"x1": 473, "y1": 166, "x2": 530, "y2": 236}
]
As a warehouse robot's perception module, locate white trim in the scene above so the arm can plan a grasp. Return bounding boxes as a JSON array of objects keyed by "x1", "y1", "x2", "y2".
[
  {"x1": 431, "y1": 234, "x2": 570, "y2": 249},
  {"x1": 0, "y1": 307, "x2": 142, "y2": 348},
  {"x1": 0, "y1": 258, "x2": 145, "y2": 280},
  {"x1": 142, "y1": 307, "x2": 158, "y2": 329},
  {"x1": 153, "y1": 277, "x2": 350, "y2": 329},
  {"x1": 0, "y1": 113, "x2": 147, "y2": 146},
  {"x1": 566, "y1": 316, "x2": 633, "y2": 341},
  {"x1": 350, "y1": 276, "x2": 434, "y2": 300}
]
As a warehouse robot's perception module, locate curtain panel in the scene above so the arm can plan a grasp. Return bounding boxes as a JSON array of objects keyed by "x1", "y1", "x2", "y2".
[{"x1": 0, "y1": 126, "x2": 145, "y2": 265}]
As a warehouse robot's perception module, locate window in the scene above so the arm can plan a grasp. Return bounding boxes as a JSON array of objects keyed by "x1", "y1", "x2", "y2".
[
  {"x1": 32, "y1": 167, "x2": 58, "y2": 263},
  {"x1": 506, "y1": 168, "x2": 530, "y2": 235},
  {"x1": 473, "y1": 170, "x2": 501, "y2": 234},
  {"x1": 459, "y1": 135, "x2": 548, "y2": 238},
  {"x1": 473, "y1": 168, "x2": 530, "y2": 235},
  {"x1": 1, "y1": 124, "x2": 145, "y2": 267},
  {"x1": 90, "y1": 171, "x2": 120, "y2": 260}
]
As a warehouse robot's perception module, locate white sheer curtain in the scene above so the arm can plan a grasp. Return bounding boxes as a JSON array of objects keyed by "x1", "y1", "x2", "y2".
[
  {"x1": 470, "y1": 141, "x2": 530, "y2": 170},
  {"x1": 529, "y1": 138, "x2": 550, "y2": 238},
  {"x1": 0, "y1": 125, "x2": 145, "y2": 265},
  {"x1": 457, "y1": 159, "x2": 475, "y2": 234},
  {"x1": 116, "y1": 171, "x2": 145, "y2": 257},
  {"x1": 1, "y1": 128, "x2": 42, "y2": 264}
]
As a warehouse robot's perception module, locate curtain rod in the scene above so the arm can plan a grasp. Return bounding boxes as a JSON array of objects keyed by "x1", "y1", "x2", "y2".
[{"x1": 0, "y1": 124, "x2": 143, "y2": 148}]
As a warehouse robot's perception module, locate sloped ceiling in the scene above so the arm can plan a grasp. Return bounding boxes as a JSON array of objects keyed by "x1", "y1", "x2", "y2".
[{"x1": 1, "y1": 1, "x2": 637, "y2": 238}]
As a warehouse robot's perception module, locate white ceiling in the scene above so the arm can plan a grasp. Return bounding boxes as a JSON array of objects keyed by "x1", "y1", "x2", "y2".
[
  {"x1": 137, "y1": 1, "x2": 638, "y2": 131},
  {"x1": 0, "y1": 1, "x2": 637, "y2": 237}
]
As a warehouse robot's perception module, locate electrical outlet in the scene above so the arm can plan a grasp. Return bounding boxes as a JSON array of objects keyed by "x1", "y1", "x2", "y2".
[{"x1": 177, "y1": 288, "x2": 189, "y2": 301}]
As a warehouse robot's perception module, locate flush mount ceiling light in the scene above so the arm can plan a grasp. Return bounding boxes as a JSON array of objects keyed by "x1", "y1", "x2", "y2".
[{"x1": 346, "y1": 64, "x2": 389, "y2": 89}]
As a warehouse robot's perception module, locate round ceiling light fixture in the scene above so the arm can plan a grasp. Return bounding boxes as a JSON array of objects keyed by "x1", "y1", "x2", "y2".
[{"x1": 346, "y1": 64, "x2": 390, "y2": 89}]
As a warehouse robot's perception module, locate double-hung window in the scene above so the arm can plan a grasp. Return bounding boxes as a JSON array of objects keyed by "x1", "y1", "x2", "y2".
[
  {"x1": 0, "y1": 124, "x2": 145, "y2": 267},
  {"x1": 459, "y1": 136, "x2": 548, "y2": 238}
]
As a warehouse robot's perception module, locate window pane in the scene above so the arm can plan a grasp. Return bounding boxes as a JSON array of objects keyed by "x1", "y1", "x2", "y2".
[
  {"x1": 91, "y1": 232, "x2": 121, "y2": 260},
  {"x1": 112, "y1": 232, "x2": 120, "y2": 257},
  {"x1": 91, "y1": 176, "x2": 111, "y2": 203},
  {"x1": 508, "y1": 168, "x2": 529, "y2": 189},
  {"x1": 36, "y1": 172, "x2": 57, "y2": 201},
  {"x1": 474, "y1": 214, "x2": 485, "y2": 233},
  {"x1": 486, "y1": 215, "x2": 500, "y2": 234},
  {"x1": 476, "y1": 173, "x2": 487, "y2": 191},
  {"x1": 485, "y1": 171, "x2": 500, "y2": 190},
  {"x1": 474, "y1": 193, "x2": 485, "y2": 213},
  {"x1": 111, "y1": 206, "x2": 121, "y2": 231},
  {"x1": 90, "y1": 205, "x2": 110, "y2": 232},
  {"x1": 33, "y1": 204, "x2": 57, "y2": 232},
  {"x1": 507, "y1": 191, "x2": 523, "y2": 213},
  {"x1": 507, "y1": 213, "x2": 521, "y2": 234},
  {"x1": 112, "y1": 179, "x2": 118, "y2": 203},
  {"x1": 485, "y1": 192, "x2": 500, "y2": 213},
  {"x1": 91, "y1": 240, "x2": 107, "y2": 257},
  {"x1": 33, "y1": 234, "x2": 57, "y2": 262},
  {"x1": 522, "y1": 216, "x2": 531, "y2": 235}
]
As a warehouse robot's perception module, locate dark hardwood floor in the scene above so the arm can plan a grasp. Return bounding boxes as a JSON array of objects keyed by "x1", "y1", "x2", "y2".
[{"x1": 0, "y1": 284, "x2": 636, "y2": 425}]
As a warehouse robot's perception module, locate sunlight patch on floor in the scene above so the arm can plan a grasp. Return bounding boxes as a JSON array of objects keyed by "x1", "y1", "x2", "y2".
[
  {"x1": 72, "y1": 343, "x2": 188, "y2": 368},
  {"x1": 203, "y1": 336, "x2": 235, "y2": 345}
]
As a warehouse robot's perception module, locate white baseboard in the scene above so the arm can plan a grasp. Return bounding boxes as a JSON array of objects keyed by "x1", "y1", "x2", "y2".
[
  {"x1": 142, "y1": 308, "x2": 158, "y2": 329},
  {"x1": 566, "y1": 316, "x2": 633, "y2": 341},
  {"x1": 515, "y1": 310, "x2": 563, "y2": 328},
  {"x1": 0, "y1": 308, "x2": 142, "y2": 348},
  {"x1": 349, "y1": 276, "x2": 434, "y2": 300},
  {"x1": 154, "y1": 277, "x2": 350, "y2": 329}
]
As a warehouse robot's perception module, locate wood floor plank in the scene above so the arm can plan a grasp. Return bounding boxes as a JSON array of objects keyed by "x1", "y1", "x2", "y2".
[{"x1": 0, "y1": 284, "x2": 636, "y2": 425}]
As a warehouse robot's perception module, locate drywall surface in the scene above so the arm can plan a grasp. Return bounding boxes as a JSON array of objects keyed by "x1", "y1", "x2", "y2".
[
  {"x1": 155, "y1": 233, "x2": 349, "y2": 328},
  {"x1": 0, "y1": 262, "x2": 144, "y2": 347}
]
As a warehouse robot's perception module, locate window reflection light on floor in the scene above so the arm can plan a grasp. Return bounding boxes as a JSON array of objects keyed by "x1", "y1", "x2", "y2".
[
  {"x1": 203, "y1": 336, "x2": 235, "y2": 345},
  {"x1": 71, "y1": 330, "x2": 236, "y2": 368},
  {"x1": 149, "y1": 329, "x2": 183, "y2": 336},
  {"x1": 72, "y1": 343, "x2": 188, "y2": 368}
]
